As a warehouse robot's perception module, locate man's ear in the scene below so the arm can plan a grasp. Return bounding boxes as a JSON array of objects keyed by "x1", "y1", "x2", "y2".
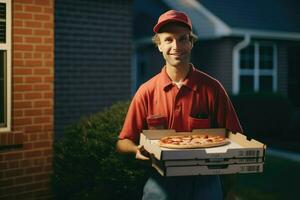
[{"x1": 157, "y1": 44, "x2": 163, "y2": 52}]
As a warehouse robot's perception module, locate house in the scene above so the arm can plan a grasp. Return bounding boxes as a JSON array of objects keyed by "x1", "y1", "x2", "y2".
[
  {"x1": 0, "y1": 0, "x2": 133, "y2": 199},
  {"x1": 133, "y1": 0, "x2": 300, "y2": 107}
]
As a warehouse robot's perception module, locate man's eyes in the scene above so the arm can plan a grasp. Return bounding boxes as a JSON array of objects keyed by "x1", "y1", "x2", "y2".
[{"x1": 163, "y1": 36, "x2": 190, "y2": 43}]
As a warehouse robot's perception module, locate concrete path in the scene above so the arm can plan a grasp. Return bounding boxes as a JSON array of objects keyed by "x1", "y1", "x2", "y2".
[{"x1": 267, "y1": 148, "x2": 300, "y2": 162}]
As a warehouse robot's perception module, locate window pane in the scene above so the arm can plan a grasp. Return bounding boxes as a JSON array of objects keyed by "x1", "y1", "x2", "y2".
[
  {"x1": 240, "y1": 75, "x2": 254, "y2": 93},
  {"x1": 259, "y1": 45, "x2": 273, "y2": 69},
  {"x1": 0, "y1": 3, "x2": 6, "y2": 43},
  {"x1": 240, "y1": 45, "x2": 254, "y2": 69},
  {"x1": 260, "y1": 75, "x2": 273, "y2": 92},
  {"x1": 0, "y1": 50, "x2": 5, "y2": 126}
]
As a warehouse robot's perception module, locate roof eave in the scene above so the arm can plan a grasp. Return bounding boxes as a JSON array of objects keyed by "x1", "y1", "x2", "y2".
[{"x1": 230, "y1": 28, "x2": 300, "y2": 41}]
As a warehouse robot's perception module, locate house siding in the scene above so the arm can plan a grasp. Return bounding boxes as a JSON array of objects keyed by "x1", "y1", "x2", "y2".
[
  {"x1": 192, "y1": 38, "x2": 235, "y2": 93},
  {"x1": 0, "y1": 0, "x2": 54, "y2": 199},
  {"x1": 54, "y1": 0, "x2": 133, "y2": 137},
  {"x1": 277, "y1": 42, "x2": 288, "y2": 96}
]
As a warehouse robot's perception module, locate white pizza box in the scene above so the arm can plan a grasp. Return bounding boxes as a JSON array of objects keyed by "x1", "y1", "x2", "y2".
[
  {"x1": 152, "y1": 162, "x2": 264, "y2": 176},
  {"x1": 160, "y1": 157, "x2": 264, "y2": 167},
  {"x1": 139, "y1": 128, "x2": 266, "y2": 161}
]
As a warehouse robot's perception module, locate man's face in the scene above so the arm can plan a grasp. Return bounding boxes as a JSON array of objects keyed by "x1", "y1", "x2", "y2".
[{"x1": 157, "y1": 24, "x2": 193, "y2": 68}]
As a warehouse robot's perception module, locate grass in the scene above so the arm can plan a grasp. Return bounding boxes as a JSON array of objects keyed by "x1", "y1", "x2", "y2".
[{"x1": 235, "y1": 154, "x2": 300, "y2": 200}]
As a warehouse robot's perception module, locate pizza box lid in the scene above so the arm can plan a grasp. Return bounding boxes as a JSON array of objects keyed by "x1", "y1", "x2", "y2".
[
  {"x1": 139, "y1": 128, "x2": 266, "y2": 161},
  {"x1": 152, "y1": 162, "x2": 264, "y2": 176}
]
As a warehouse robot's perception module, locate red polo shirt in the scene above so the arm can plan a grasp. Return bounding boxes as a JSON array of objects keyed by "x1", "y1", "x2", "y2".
[{"x1": 119, "y1": 65, "x2": 243, "y2": 143}]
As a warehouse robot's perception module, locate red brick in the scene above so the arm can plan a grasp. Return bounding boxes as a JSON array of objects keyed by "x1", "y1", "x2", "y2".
[
  {"x1": 43, "y1": 149, "x2": 52, "y2": 156},
  {"x1": 24, "y1": 93, "x2": 42, "y2": 100},
  {"x1": 15, "y1": 0, "x2": 34, "y2": 4},
  {"x1": 13, "y1": 118, "x2": 32, "y2": 126},
  {"x1": 14, "y1": 28, "x2": 33, "y2": 36},
  {"x1": 13, "y1": 77, "x2": 24, "y2": 84},
  {"x1": 44, "y1": 7, "x2": 53, "y2": 14},
  {"x1": 34, "y1": 173, "x2": 49, "y2": 181},
  {"x1": 8, "y1": 161, "x2": 20, "y2": 169},
  {"x1": 34, "y1": 68, "x2": 50, "y2": 75},
  {"x1": 0, "y1": 163, "x2": 8, "y2": 170},
  {"x1": 24, "y1": 150, "x2": 42, "y2": 158},
  {"x1": 14, "y1": 4, "x2": 23, "y2": 11},
  {"x1": 13, "y1": 36, "x2": 23, "y2": 43},
  {"x1": 4, "y1": 152, "x2": 23, "y2": 161},
  {"x1": 25, "y1": 60, "x2": 43, "y2": 67},
  {"x1": 34, "y1": 100, "x2": 51, "y2": 107},
  {"x1": 25, "y1": 125, "x2": 42, "y2": 133},
  {"x1": 44, "y1": 23, "x2": 53, "y2": 29},
  {"x1": 34, "y1": 116, "x2": 50, "y2": 124},
  {"x1": 14, "y1": 101, "x2": 32, "y2": 109},
  {"x1": 14, "y1": 13, "x2": 33, "y2": 20},
  {"x1": 43, "y1": 108, "x2": 53, "y2": 115},
  {"x1": 14, "y1": 84, "x2": 33, "y2": 92},
  {"x1": 5, "y1": 169, "x2": 24, "y2": 178},
  {"x1": 13, "y1": 68, "x2": 32, "y2": 75},
  {"x1": 34, "y1": 14, "x2": 50, "y2": 21},
  {"x1": 13, "y1": 20, "x2": 23, "y2": 27},
  {"x1": 20, "y1": 160, "x2": 31, "y2": 168},
  {"x1": 29, "y1": 133, "x2": 38, "y2": 141},
  {"x1": 35, "y1": 0, "x2": 51, "y2": 6},
  {"x1": 14, "y1": 44, "x2": 34, "y2": 51},
  {"x1": 14, "y1": 52, "x2": 23, "y2": 59},
  {"x1": 34, "y1": 29, "x2": 51, "y2": 36},
  {"x1": 14, "y1": 132, "x2": 24, "y2": 144},
  {"x1": 13, "y1": 59, "x2": 24, "y2": 66},
  {"x1": 33, "y1": 141, "x2": 51, "y2": 149},
  {"x1": 13, "y1": 94, "x2": 23, "y2": 101},
  {"x1": 25, "y1": 37, "x2": 42, "y2": 43},
  {"x1": 24, "y1": 5, "x2": 42, "y2": 12},
  {"x1": 33, "y1": 53, "x2": 43, "y2": 59},
  {"x1": 23, "y1": 143, "x2": 33, "y2": 150},
  {"x1": 0, "y1": 178, "x2": 14, "y2": 187},
  {"x1": 15, "y1": 175, "x2": 33, "y2": 185},
  {"x1": 25, "y1": 21, "x2": 42, "y2": 29},
  {"x1": 43, "y1": 125, "x2": 53, "y2": 132},
  {"x1": 24, "y1": 109, "x2": 42, "y2": 116},
  {"x1": 44, "y1": 60, "x2": 54, "y2": 66},
  {"x1": 34, "y1": 84, "x2": 51, "y2": 91},
  {"x1": 43, "y1": 76, "x2": 53, "y2": 83},
  {"x1": 5, "y1": 185, "x2": 25, "y2": 194},
  {"x1": 35, "y1": 45, "x2": 52, "y2": 52},
  {"x1": 24, "y1": 52, "x2": 33, "y2": 59},
  {"x1": 25, "y1": 166, "x2": 43, "y2": 174}
]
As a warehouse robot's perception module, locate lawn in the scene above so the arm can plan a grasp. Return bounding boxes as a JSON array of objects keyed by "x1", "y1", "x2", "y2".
[{"x1": 235, "y1": 154, "x2": 299, "y2": 200}]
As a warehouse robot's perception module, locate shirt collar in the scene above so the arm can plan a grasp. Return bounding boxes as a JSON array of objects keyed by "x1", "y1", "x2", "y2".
[{"x1": 159, "y1": 64, "x2": 198, "y2": 92}]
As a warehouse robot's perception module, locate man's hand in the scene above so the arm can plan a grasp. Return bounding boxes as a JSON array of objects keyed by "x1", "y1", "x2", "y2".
[{"x1": 135, "y1": 145, "x2": 150, "y2": 160}]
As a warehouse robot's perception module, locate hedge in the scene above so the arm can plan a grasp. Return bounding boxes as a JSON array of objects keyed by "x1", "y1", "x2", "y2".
[{"x1": 52, "y1": 101, "x2": 149, "y2": 200}]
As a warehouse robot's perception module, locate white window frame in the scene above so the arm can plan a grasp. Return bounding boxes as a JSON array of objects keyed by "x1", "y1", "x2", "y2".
[
  {"x1": 0, "y1": 0, "x2": 11, "y2": 132},
  {"x1": 238, "y1": 41, "x2": 278, "y2": 93}
]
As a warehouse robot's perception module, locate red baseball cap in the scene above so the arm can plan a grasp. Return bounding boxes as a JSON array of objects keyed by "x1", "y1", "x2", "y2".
[{"x1": 153, "y1": 10, "x2": 192, "y2": 33}]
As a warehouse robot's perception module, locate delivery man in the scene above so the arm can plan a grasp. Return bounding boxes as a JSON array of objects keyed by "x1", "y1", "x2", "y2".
[{"x1": 116, "y1": 10, "x2": 243, "y2": 200}]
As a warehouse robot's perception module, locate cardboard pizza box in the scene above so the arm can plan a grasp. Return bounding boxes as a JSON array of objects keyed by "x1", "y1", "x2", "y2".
[
  {"x1": 160, "y1": 157, "x2": 264, "y2": 167},
  {"x1": 152, "y1": 161, "x2": 264, "y2": 176},
  {"x1": 139, "y1": 128, "x2": 266, "y2": 161}
]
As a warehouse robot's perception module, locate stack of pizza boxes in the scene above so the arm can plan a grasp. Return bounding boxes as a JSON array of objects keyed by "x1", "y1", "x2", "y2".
[{"x1": 139, "y1": 128, "x2": 266, "y2": 177}]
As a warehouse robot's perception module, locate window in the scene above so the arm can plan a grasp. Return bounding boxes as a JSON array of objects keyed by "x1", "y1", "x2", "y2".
[
  {"x1": 0, "y1": 0, "x2": 11, "y2": 132},
  {"x1": 239, "y1": 42, "x2": 277, "y2": 93}
]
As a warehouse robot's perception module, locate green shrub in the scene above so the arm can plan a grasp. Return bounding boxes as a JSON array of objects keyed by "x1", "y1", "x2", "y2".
[{"x1": 52, "y1": 101, "x2": 149, "y2": 200}]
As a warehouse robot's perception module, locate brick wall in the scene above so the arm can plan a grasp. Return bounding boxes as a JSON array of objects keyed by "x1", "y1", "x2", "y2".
[
  {"x1": 55, "y1": 0, "x2": 133, "y2": 138},
  {"x1": 0, "y1": 0, "x2": 54, "y2": 199}
]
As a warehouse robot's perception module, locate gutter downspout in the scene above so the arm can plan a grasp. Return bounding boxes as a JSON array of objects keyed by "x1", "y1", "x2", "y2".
[{"x1": 232, "y1": 34, "x2": 251, "y2": 94}]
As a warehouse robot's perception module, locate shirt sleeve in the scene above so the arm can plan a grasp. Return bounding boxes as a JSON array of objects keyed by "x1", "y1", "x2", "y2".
[
  {"x1": 213, "y1": 83, "x2": 243, "y2": 133},
  {"x1": 118, "y1": 90, "x2": 148, "y2": 144}
]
